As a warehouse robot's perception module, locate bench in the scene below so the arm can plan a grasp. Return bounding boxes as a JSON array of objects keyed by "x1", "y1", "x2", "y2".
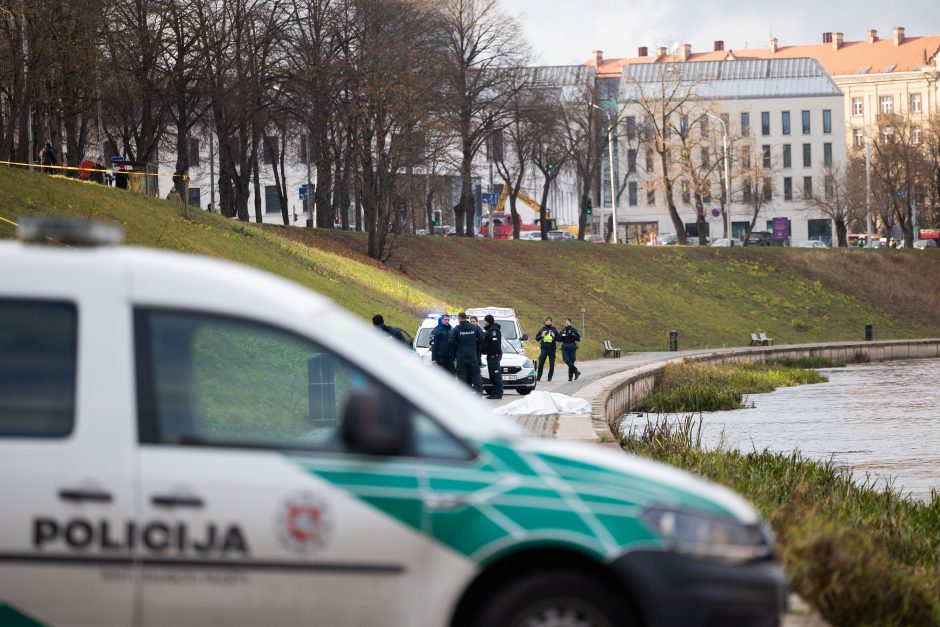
[
  {"x1": 749, "y1": 332, "x2": 762, "y2": 346},
  {"x1": 603, "y1": 339, "x2": 622, "y2": 358},
  {"x1": 758, "y1": 332, "x2": 774, "y2": 346}
]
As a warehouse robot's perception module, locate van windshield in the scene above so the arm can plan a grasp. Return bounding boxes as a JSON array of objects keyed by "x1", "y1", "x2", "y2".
[
  {"x1": 416, "y1": 327, "x2": 433, "y2": 348},
  {"x1": 496, "y1": 319, "x2": 518, "y2": 340}
]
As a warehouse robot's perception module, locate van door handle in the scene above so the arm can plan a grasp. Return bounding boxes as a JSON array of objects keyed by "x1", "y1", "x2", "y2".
[
  {"x1": 151, "y1": 494, "x2": 205, "y2": 508},
  {"x1": 58, "y1": 488, "x2": 113, "y2": 503}
]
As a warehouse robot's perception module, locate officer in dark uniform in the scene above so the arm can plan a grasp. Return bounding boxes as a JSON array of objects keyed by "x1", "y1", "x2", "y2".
[
  {"x1": 430, "y1": 314, "x2": 455, "y2": 374},
  {"x1": 535, "y1": 316, "x2": 560, "y2": 381},
  {"x1": 482, "y1": 314, "x2": 503, "y2": 399},
  {"x1": 372, "y1": 314, "x2": 410, "y2": 346},
  {"x1": 558, "y1": 317, "x2": 582, "y2": 381},
  {"x1": 449, "y1": 312, "x2": 483, "y2": 394}
]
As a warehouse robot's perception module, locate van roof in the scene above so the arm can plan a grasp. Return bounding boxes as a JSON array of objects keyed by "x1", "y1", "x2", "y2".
[{"x1": 465, "y1": 306, "x2": 516, "y2": 318}]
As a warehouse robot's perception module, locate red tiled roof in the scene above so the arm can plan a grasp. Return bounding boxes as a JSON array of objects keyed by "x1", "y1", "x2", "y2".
[{"x1": 587, "y1": 35, "x2": 940, "y2": 78}]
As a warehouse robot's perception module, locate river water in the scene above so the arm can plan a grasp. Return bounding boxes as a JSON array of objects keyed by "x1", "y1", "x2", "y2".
[{"x1": 634, "y1": 359, "x2": 940, "y2": 500}]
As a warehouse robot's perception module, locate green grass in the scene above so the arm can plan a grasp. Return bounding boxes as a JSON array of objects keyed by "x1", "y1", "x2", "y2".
[
  {"x1": 619, "y1": 416, "x2": 940, "y2": 626},
  {"x1": 2, "y1": 167, "x2": 940, "y2": 356},
  {"x1": 634, "y1": 361, "x2": 828, "y2": 412}
]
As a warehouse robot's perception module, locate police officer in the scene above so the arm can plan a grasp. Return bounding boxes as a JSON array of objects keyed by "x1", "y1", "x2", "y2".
[
  {"x1": 535, "y1": 316, "x2": 560, "y2": 381},
  {"x1": 449, "y1": 312, "x2": 483, "y2": 394},
  {"x1": 482, "y1": 314, "x2": 503, "y2": 399},
  {"x1": 430, "y1": 314, "x2": 455, "y2": 374},
  {"x1": 558, "y1": 318, "x2": 582, "y2": 381},
  {"x1": 372, "y1": 314, "x2": 410, "y2": 346}
]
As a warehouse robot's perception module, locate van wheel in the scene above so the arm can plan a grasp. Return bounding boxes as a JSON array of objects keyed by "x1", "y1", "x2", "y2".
[
  {"x1": 473, "y1": 571, "x2": 635, "y2": 627},
  {"x1": 517, "y1": 387, "x2": 533, "y2": 395}
]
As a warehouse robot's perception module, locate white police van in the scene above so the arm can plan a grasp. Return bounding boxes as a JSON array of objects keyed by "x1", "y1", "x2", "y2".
[{"x1": 0, "y1": 218, "x2": 786, "y2": 627}]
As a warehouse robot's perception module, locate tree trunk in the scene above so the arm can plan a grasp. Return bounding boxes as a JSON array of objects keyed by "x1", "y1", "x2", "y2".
[
  {"x1": 835, "y1": 218, "x2": 848, "y2": 248},
  {"x1": 539, "y1": 177, "x2": 551, "y2": 240},
  {"x1": 252, "y1": 156, "x2": 262, "y2": 223},
  {"x1": 578, "y1": 192, "x2": 589, "y2": 241},
  {"x1": 693, "y1": 194, "x2": 708, "y2": 245},
  {"x1": 659, "y1": 155, "x2": 685, "y2": 243}
]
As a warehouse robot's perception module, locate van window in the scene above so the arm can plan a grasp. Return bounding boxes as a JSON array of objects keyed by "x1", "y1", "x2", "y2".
[
  {"x1": 135, "y1": 310, "x2": 470, "y2": 459},
  {"x1": 415, "y1": 327, "x2": 433, "y2": 348},
  {"x1": 0, "y1": 300, "x2": 77, "y2": 438},
  {"x1": 495, "y1": 319, "x2": 518, "y2": 340}
]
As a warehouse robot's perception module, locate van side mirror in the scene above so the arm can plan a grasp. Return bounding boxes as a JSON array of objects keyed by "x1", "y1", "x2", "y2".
[
  {"x1": 520, "y1": 333, "x2": 529, "y2": 342},
  {"x1": 340, "y1": 385, "x2": 413, "y2": 457}
]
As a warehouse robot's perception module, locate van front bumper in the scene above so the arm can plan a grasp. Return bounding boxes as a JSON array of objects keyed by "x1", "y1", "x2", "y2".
[{"x1": 611, "y1": 550, "x2": 788, "y2": 627}]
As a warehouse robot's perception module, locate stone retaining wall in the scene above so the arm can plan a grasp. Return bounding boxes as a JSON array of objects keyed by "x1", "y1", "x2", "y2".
[{"x1": 588, "y1": 339, "x2": 940, "y2": 440}]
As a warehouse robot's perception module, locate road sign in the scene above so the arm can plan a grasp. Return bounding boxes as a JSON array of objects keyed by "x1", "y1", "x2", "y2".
[
  {"x1": 299, "y1": 185, "x2": 308, "y2": 200},
  {"x1": 110, "y1": 156, "x2": 125, "y2": 164},
  {"x1": 481, "y1": 192, "x2": 499, "y2": 205},
  {"x1": 711, "y1": 208, "x2": 720, "y2": 218}
]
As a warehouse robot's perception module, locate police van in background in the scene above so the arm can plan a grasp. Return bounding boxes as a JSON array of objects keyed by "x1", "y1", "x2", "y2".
[{"x1": 0, "y1": 218, "x2": 787, "y2": 627}]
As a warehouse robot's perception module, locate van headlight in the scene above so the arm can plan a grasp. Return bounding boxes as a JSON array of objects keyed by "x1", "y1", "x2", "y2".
[
  {"x1": 642, "y1": 507, "x2": 773, "y2": 562},
  {"x1": 523, "y1": 359, "x2": 535, "y2": 369}
]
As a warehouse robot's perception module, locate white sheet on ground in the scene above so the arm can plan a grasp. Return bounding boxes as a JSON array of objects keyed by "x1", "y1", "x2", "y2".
[{"x1": 493, "y1": 391, "x2": 591, "y2": 416}]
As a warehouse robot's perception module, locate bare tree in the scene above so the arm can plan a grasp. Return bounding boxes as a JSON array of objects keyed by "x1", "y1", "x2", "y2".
[
  {"x1": 869, "y1": 113, "x2": 930, "y2": 246},
  {"x1": 530, "y1": 100, "x2": 570, "y2": 239},
  {"x1": 676, "y1": 110, "x2": 724, "y2": 245},
  {"x1": 621, "y1": 63, "x2": 702, "y2": 244},
  {"x1": 439, "y1": 0, "x2": 529, "y2": 237},
  {"x1": 736, "y1": 136, "x2": 776, "y2": 241},
  {"x1": 805, "y1": 161, "x2": 863, "y2": 247},
  {"x1": 492, "y1": 85, "x2": 538, "y2": 239},
  {"x1": 561, "y1": 80, "x2": 606, "y2": 240}
]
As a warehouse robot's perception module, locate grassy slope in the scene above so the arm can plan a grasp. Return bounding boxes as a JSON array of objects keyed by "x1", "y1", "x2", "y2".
[{"x1": 2, "y1": 167, "x2": 940, "y2": 355}]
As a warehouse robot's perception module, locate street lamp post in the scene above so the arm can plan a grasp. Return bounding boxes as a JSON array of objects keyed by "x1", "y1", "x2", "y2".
[
  {"x1": 590, "y1": 103, "x2": 618, "y2": 243},
  {"x1": 705, "y1": 112, "x2": 732, "y2": 239},
  {"x1": 865, "y1": 136, "x2": 872, "y2": 245}
]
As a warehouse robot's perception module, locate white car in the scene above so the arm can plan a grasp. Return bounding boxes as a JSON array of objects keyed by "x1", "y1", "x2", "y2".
[
  {"x1": 0, "y1": 217, "x2": 786, "y2": 627},
  {"x1": 710, "y1": 238, "x2": 743, "y2": 248},
  {"x1": 797, "y1": 240, "x2": 829, "y2": 248},
  {"x1": 518, "y1": 231, "x2": 541, "y2": 241},
  {"x1": 913, "y1": 239, "x2": 937, "y2": 250},
  {"x1": 482, "y1": 338, "x2": 537, "y2": 395}
]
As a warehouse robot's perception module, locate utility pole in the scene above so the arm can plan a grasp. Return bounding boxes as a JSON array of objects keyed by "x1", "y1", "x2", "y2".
[
  {"x1": 591, "y1": 104, "x2": 618, "y2": 243},
  {"x1": 706, "y1": 112, "x2": 732, "y2": 239},
  {"x1": 305, "y1": 132, "x2": 313, "y2": 226},
  {"x1": 865, "y1": 137, "x2": 872, "y2": 245},
  {"x1": 209, "y1": 131, "x2": 215, "y2": 212},
  {"x1": 22, "y1": 13, "x2": 33, "y2": 170}
]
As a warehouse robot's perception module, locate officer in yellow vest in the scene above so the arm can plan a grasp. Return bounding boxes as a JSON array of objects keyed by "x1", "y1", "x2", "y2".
[{"x1": 535, "y1": 317, "x2": 560, "y2": 381}]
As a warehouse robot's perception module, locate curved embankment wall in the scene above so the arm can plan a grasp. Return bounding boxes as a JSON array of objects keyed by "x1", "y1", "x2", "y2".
[{"x1": 588, "y1": 339, "x2": 940, "y2": 439}]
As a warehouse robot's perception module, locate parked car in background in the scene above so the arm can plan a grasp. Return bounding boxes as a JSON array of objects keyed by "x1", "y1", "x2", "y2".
[
  {"x1": 797, "y1": 240, "x2": 829, "y2": 248},
  {"x1": 547, "y1": 230, "x2": 575, "y2": 242},
  {"x1": 866, "y1": 239, "x2": 887, "y2": 249},
  {"x1": 744, "y1": 231, "x2": 773, "y2": 246},
  {"x1": 654, "y1": 233, "x2": 678, "y2": 245},
  {"x1": 587, "y1": 234, "x2": 606, "y2": 244},
  {"x1": 711, "y1": 238, "x2": 743, "y2": 248},
  {"x1": 913, "y1": 239, "x2": 937, "y2": 250},
  {"x1": 518, "y1": 231, "x2": 541, "y2": 241}
]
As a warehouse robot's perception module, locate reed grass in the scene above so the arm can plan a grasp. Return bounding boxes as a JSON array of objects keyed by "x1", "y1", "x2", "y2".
[{"x1": 635, "y1": 361, "x2": 828, "y2": 413}]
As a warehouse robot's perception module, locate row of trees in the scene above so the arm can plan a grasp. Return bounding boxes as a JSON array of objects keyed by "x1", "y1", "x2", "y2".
[{"x1": 2, "y1": 0, "x2": 612, "y2": 259}]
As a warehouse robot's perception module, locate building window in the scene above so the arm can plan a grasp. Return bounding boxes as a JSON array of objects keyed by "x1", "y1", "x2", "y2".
[
  {"x1": 626, "y1": 116, "x2": 637, "y2": 140},
  {"x1": 910, "y1": 94, "x2": 922, "y2": 113},
  {"x1": 783, "y1": 176, "x2": 793, "y2": 201},
  {"x1": 823, "y1": 143, "x2": 832, "y2": 167},
  {"x1": 782, "y1": 111, "x2": 791, "y2": 135},
  {"x1": 700, "y1": 116, "x2": 709, "y2": 135},
  {"x1": 761, "y1": 111, "x2": 770, "y2": 136},
  {"x1": 740, "y1": 112, "x2": 750, "y2": 136},
  {"x1": 645, "y1": 149, "x2": 654, "y2": 173},
  {"x1": 801, "y1": 110, "x2": 810, "y2": 134},
  {"x1": 627, "y1": 149, "x2": 637, "y2": 174},
  {"x1": 803, "y1": 176, "x2": 813, "y2": 199},
  {"x1": 679, "y1": 116, "x2": 689, "y2": 137},
  {"x1": 822, "y1": 110, "x2": 832, "y2": 134},
  {"x1": 188, "y1": 137, "x2": 200, "y2": 166},
  {"x1": 783, "y1": 144, "x2": 792, "y2": 168},
  {"x1": 802, "y1": 143, "x2": 812, "y2": 167},
  {"x1": 263, "y1": 135, "x2": 279, "y2": 164},
  {"x1": 681, "y1": 180, "x2": 691, "y2": 204},
  {"x1": 762, "y1": 145, "x2": 771, "y2": 169},
  {"x1": 628, "y1": 182, "x2": 638, "y2": 206},
  {"x1": 912, "y1": 127, "x2": 922, "y2": 144},
  {"x1": 743, "y1": 179, "x2": 753, "y2": 203},
  {"x1": 700, "y1": 147, "x2": 710, "y2": 168},
  {"x1": 720, "y1": 113, "x2": 730, "y2": 132},
  {"x1": 879, "y1": 95, "x2": 893, "y2": 114},
  {"x1": 741, "y1": 145, "x2": 751, "y2": 169},
  {"x1": 852, "y1": 97, "x2": 863, "y2": 116},
  {"x1": 824, "y1": 175, "x2": 834, "y2": 200},
  {"x1": 881, "y1": 126, "x2": 894, "y2": 143},
  {"x1": 264, "y1": 185, "x2": 281, "y2": 214},
  {"x1": 646, "y1": 185, "x2": 655, "y2": 205},
  {"x1": 188, "y1": 187, "x2": 201, "y2": 208},
  {"x1": 762, "y1": 177, "x2": 772, "y2": 201},
  {"x1": 853, "y1": 128, "x2": 865, "y2": 147}
]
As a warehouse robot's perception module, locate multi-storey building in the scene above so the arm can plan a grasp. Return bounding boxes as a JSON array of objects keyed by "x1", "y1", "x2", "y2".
[{"x1": 607, "y1": 58, "x2": 845, "y2": 244}]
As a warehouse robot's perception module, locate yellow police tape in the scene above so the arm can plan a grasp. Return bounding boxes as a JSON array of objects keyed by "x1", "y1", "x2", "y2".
[
  {"x1": 0, "y1": 159, "x2": 189, "y2": 181},
  {"x1": 0, "y1": 215, "x2": 17, "y2": 227}
]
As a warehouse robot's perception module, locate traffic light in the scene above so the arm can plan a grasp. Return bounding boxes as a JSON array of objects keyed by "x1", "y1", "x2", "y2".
[
  {"x1": 433, "y1": 210, "x2": 441, "y2": 226},
  {"x1": 585, "y1": 197, "x2": 593, "y2": 216}
]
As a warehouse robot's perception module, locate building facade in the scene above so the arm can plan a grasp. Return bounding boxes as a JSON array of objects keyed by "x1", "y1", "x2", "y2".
[{"x1": 605, "y1": 59, "x2": 846, "y2": 244}]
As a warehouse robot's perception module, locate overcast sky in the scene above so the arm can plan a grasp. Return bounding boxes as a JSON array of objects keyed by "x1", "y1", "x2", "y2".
[{"x1": 499, "y1": 0, "x2": 940, "y2": 66}]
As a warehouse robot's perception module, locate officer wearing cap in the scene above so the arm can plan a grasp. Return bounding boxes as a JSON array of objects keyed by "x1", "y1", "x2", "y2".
[{"x1": 481, "y1": 314, "x2": 503, "y2": 399}]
